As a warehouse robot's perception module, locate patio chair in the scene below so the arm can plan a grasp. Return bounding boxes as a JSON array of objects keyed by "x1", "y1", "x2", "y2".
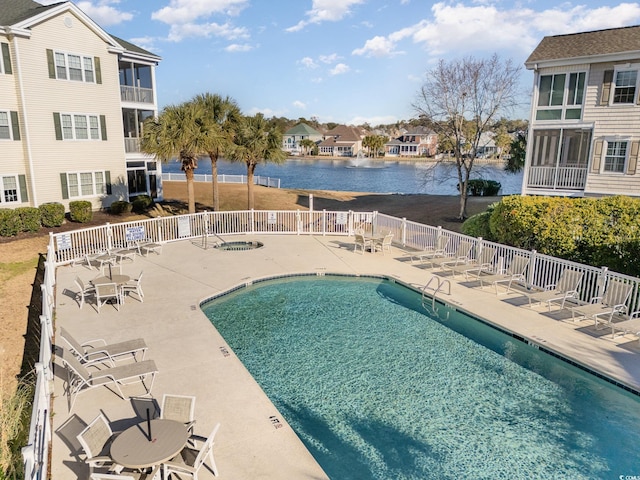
[
  {"x1": 77, "y1": 413, "x2": 120, "y2": 473},
  {"x1": 374, "y1": 232, "x2": 394, "y2": 255},
  {"x1": 443, "y1": 246, "x2": 497, "y2": 279},
  {"x1": 354, "y1": 233, "x2": 373, "y2": 254},
  {"x1": 609, "y1": 311, "x2": 640, "y2": 341},
  {"x1": 523, "y1": 269, "x2": 584, "y2": 311},
  {"x1": 422, "y1": 241, "x2": 474, "y2": 270},
  {"x1": 161, "y1": 394, "x2": 196, "y2": 437},
  {"x1": 95, "y1": 282, "x2": 122, "y2": 313},
  {"x1": 61, "y1": 348, "x2": 158, "y2": 411},
  {"x1": 139, "y1": 240, "x2": 162, "y2": 256},
  {"x1": 571, "y1": 278, "x2": 633, "y2": 328},
  {"x1": 74, "y1": 276, "x2": 95, "y2": 309},
  {"x1": 100, "y1": 263, "x2": 122, "y2": 277},
  {"x1": 163, "y1": 423, "x2": 220, "y2": 479},
  {"x1": 476, "y1": 254, "x2": 529, "y2": 295},
  {"x1": 405, "y1": 235, "x2": 450, "y2": 264},
  {"x1": 59, "y1": 326, "x2": 147, "y2": 365},
  {"x1": 121, "y1": 271, "x2": 144, "y2": 303}
]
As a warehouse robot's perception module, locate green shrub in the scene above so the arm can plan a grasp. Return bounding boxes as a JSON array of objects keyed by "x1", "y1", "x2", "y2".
[
  {"x1": 0, "y1": 209, "x2": 22, "y2": 237},
  {"x1": 69, "y1": 200, "x2": 93, "y2": 223},
  {"x1": 131, "y1": 195, "x2": 153, "y2": 213},
  {"x1": 39, "y1": 202, "x2": 65, "y2": 227},
  {"x1": 15, "y1": 207, "x2": 41, "y2": 233},
  {"x1": 468, "y1": 179, "x2": 501, "y2": 196},
  {"x1": 109, "y1": 201, "x2": 132, "y2": 215}
]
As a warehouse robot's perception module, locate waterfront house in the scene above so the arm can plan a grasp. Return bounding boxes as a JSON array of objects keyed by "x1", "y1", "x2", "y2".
[
  {"x1": 0, "y1": 0, "x2": 162, "y2": 211},
  {"x1": 522, "y1": 25, "x2": 640, "y2": 197},
  {"x1": 318, "y1": 125, "x2": 364, "y2": 157},
  {"x1": 282, "y1": 122, "x2": 323, "y2": 155},
  {"x1": 384, "y1": 126, "x2": 437, "y2": 157}
]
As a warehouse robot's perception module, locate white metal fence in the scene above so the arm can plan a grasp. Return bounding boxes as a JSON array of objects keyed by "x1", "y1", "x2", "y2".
[
  {"x1": 161, "y1": 173, "x2": 281, "y2": 188},
  {"x1": 23, "y1": 209, "x2": 640, "y2": 479}
]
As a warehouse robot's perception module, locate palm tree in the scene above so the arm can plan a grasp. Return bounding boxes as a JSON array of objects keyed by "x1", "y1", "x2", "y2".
[
  {"x1": 228, "y1": 113, "x2": 287, "y2": 209},
  {"x1": 192, "y1": 93, "x2": 241, "y2": 211},
  {"x1": 299, "y1": 138, "x2": 317, "y2": 156},
  {"x1": 140, "y1": 102, "x2": 207, "y2": 214}
]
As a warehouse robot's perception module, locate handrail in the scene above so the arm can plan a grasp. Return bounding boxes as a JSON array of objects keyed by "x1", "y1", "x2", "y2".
[{"x1": 422, "y1": 276, "x2": 451, "y2": 312}]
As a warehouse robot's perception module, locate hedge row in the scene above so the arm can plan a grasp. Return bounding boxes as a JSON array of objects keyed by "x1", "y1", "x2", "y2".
[
  {"x1": 0, "y1": 201, "x2": 91, "y2": 237},
  {"x1": 462, "y1": 195, "x2": 640, "y2": 276}
]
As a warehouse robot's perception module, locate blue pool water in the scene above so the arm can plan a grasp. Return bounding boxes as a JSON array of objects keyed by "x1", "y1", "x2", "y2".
[{"x1": 202, "y1": 276, "x2": 640, "y2": 479}]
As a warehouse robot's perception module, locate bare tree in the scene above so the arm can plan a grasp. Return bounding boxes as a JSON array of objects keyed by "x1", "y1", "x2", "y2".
[{"x1": 414, "y1": 54, "x2": 522, "y2": 219}]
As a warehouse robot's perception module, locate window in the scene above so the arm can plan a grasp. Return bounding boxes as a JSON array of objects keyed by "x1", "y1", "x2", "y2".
[
  {"x1": 2, "y1": 176, "x2": 18, "y2": 203},
  {"x1": 64, "y1": 171, "x2": 107, "y2": 198},
  {"x1": 536, "y1": 72, "x2": 586, "y2": 120},
  {"x1": 613, "y1": 69, "x2": 638, "y2": 104},
  {"x1": 58, "y1": 114, "x2": 101, "y2": 140},
  {"x1": 604, "y1": 141, "x2": 627, "y2": 172},
  {"x1": 0, "y1": 111, "x2": 9, "y2": 139},
  {"x1": 1, "y1": 42, "x2": 12, "y2": 75},
  {"x1": 51, "y1": 50, "x2": 95, "y2": 83}
]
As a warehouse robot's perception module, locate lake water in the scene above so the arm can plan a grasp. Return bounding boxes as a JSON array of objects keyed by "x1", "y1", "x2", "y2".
[{"x1": 162, "y1": 158, "x2": 524, "y2": 195}]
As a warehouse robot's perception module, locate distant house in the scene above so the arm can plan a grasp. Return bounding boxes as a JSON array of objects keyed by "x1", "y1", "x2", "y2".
[
  {"x1": 0, "y1": 0, "x2": 162, "y2": 211},
  {"x1": 522, "y1": 25, "x2": 640, "y2": 198},
  {"x1": 282, "y1": 122, "x2": 323, "y2": 155},
  {"x1": 318, "y1": 125, "x2": 364, "y2": 157},
  {"x1": 476, "y1": 132, "x2": 498, "y2": 158},
  {"x1": 385, "y1": 127, "x2": 437, "y2": 157}
]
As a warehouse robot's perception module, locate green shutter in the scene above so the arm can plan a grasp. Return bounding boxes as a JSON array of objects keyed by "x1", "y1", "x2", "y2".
[
  {"x1": 600, "y1": 70, "x2": 613, "y2": 106},
  {"x1": 627, "y1": 141, "x2": 639, "y2": 175},
  {"x1": 46, "y1": 49, "x2": 55, "y2": 78},
  {"x1": 100, "y1": 115, "x2": 107, "y2": 140},
  {"x1": 592, "y1": 140, "x2": 603, "y2": 173},
  {"x1": 18, "y1": 175, "x2": 28, "y2": 202},
  {"x1": 10, "y1": 111, "x2": 20, "y2": 140},
  {"x1": 60, "y1": 173, "x2": 69, "y2": 200},
  {"x1": 1, "y1": 43, "x2": 11, "y2": 74},
  {"x1": 94, "y1": 56, "x2": 102, "y2": 84},
  {"x1": 53, "y1": 112, "x2": 62, "y2": 140},
  {"x1": 105, "y1": 170, "x2": 112, "y2": 194}
]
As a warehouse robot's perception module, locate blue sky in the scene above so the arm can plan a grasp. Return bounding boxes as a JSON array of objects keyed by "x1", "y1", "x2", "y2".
[{"x1": 47, "y1": 0, "x2": 640, "y2": 125}]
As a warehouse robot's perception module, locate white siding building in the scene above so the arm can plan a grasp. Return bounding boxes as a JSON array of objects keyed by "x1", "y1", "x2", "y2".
[{"x1": 0, "y1": 0, "x2": 162, "y2": 211}]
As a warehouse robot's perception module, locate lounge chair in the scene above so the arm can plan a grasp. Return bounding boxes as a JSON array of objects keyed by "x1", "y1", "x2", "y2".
[
  {"x1": 610, "y1": 311, "x2": 640, "y2": 341},
  {"x1": 74, "y1": 276, "x2": 95, "y2": 309},
  {"x1": 374, "y1": 232, "x2": 393, "y2": 255},
  {"x1": 523, "y1": 269, "x2": 583, "y2": 311},
  {"x1": 443, "y1": 246, "x2": 497, "y2": 279},
  {"x1": 422, "y1": 241, "x2": 474, "y2": 270},
  {"x1": 571, "y1": 278, "x2": 633, "y2": 328},
  {"x1": 476, "y1": 254, "x2": 530, "y2": 294},
  {"x1": 121, "y1": 271, "x2": 144, "y2": 303},
  {"x1": 354, "y1": 233, "x2": 373, "y2": 254},
  {"x1": 163, "y1": 423, "x2": 220, "y2": 479},
  {"x1": 405, "y1": 235, "x2": 450, "y2": 264},
  {"x1": 59, "y1": 326, "x2": 147, "y2": 365},
  {"x1": 60, "y1": 348, "x2": 158, "y2": 411}
]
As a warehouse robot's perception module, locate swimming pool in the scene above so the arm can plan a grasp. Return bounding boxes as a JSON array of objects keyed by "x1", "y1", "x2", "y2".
[{"x1": 202, "y1": 276, "x2": 640, "y2": 479}]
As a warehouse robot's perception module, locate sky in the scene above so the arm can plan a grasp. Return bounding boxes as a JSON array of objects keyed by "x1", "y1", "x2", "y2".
[{"x1": 43, "y1": 0, "x2": 640, "y2": 125}]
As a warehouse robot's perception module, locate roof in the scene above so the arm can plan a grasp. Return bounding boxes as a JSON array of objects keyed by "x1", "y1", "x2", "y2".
[
  {"x1": 284, "y1": 123, "x2": 323, "y2": 137},
  {"x1": 323, "y1": 125, "x2": 363, "y2": 142},
  {"x1": 526, "y1": 25, "x2": 640, "y2": 67},
  {"x1": 110, "y1": 34, "x2": 160, "y2": 61},
  {"x1": 0, "y1": 0, "x2": 59, "y2": 25}
]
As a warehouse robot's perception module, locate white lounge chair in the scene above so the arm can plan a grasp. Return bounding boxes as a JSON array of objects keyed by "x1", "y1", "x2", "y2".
[
  {"x1": 524, "y1": 269, "x2": 583, "y2": 311},
  {"x1": 163, "y1": 423, "x2": 220, "y2": 479},
  {"x1": 610, "y1": 311, "x2": 640, "y2": 340},
  {"x1": 61, "y1": 349, "x2": 158, "y2": 411},
  {"x1": 476, "y1": 254, "x2": 530, "y2": 294},
  {"x1": 571, "y1": 278, "x2": 633, "y2": 328},
  {"x1": 59, "y1": 326, "x2": 147, "y2": 365},
  {"x1": 74, "y1": 276, "x2": 95, "y2": 309},
  {"x1": 354, "y1": 233, "x2": 373, "y2": 254},
  {"x1": 405, "y1": 235, "x2": 450, "y2": 264},
  {"x1": 444, "y1": 246, "x2": 497, "y2": 279},
  {"x1": 422, "y1": 241, "x2": 474, "y2": 270}
]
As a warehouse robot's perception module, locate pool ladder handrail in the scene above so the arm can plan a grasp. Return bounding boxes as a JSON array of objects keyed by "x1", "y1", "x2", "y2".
[
  {"x1": 421, "y1": 276, "x2": 451, "y2": 312},
  {"x1": 202, "y1": 229, "x2": 226, "y2": 249}
]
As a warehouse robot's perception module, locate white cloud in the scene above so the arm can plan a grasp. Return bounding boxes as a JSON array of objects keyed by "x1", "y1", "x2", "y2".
[
  {"x1": 329, "y1": 63, "x2": 350, "y2": 75},
  {"x1": 286, "y1": 0, "x2": 365, "y2": 32},
  {"x1": 407, "y1": 73, "x2": 421, "y2": 82},
  {"x1": 152, "y1": 0, "x2": 249, "y2": 24},
  {"x1": 319, "y1": 53, "x2": 340, "y2": 64},
  {"x1": 225, "y1": 43, "x2": 253, "y2": 52},
  {"x1": 166, "y1": 22, "x2": 249, "y2": 42},
  {"x1": 46, "y1": 1, "x2": 134, "y2": 26},
  {"x1": 300, "y1": 57, "x2": 318, "y2": 69},
  {"x1": 352, "y1": 35, "x2": 403, "y2": 57},
  {"x1": 293, "y1": 100, "x2": 307, "y2": 109},
  {"x1": 128, "y1": 36, "x2": 158, "y2": 52}
]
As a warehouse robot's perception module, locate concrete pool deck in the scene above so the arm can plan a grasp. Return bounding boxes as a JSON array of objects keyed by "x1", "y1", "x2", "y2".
[{"x1": 51, "y1": 234, "x2": 640, "y2": 479}]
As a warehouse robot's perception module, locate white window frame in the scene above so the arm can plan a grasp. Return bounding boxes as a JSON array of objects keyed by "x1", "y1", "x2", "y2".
[
  {"x1": 53, "y1": 51, "x2": 95, "y2": 83},
  {"x1": 1, "y1": 175, "x2": 20, "y2": 204},
  {"x1": 602, "y1": 139, "x2": 629, "y2": 174},
  {"x1": 536, "y1": 71, "x2": 587, "y2": 121},
  {"x1": 0, "y1": 110, "x2": 11, "y2": 140},
  {"x1": 610, "y1": 64, "x2": 640, "y2": 105},
  {"x1": 60, "y1": 114, "x2": 101, "y2": 140},
  {"x1": 65, "y1": 171, "x2": 107, "y2": 198}
]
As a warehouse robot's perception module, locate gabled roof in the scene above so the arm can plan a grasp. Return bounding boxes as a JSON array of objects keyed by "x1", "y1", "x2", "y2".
[
  {"x1": 0, "y1": 0, "x2": 58, "y2": 25},
  {"x1": 526, "y1": 25, "x2": 640, "y2": 68},
  {"x1": 111, "y1": 34, "x2": 160, "y2": 62},
  {"x1": 284, "y1": 123, "x2": 323, "y2": 137},
  {"x1": 324, "y1": 125, "x2": 363, "y2": 142}
]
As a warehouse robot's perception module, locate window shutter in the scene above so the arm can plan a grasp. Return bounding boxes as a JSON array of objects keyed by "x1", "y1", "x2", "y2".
[
  {"x1": 46, "y1": 49, "x2": 56, "y2": 78},
  {"x1": 94, "y1": 56, "x2": 102, "y2": 84},
  {"x1": 60, "y1": 173, "x2": 69, "y2": 199},
  {"x1": 18, "y1": 175, "x2": 28, "y2": 202},
  {"x1": 627, "y1": 141, "x2": 639, "y2": 175},
  {"x1": 10, "y1": 111, "x2": 20, "y2": 140},
  {"x1": 53, "y1": 113, "x2": 62, "y2": 140},
  {"x1": 592, "y1": 140, "x2": 603, "y2": 173},
  {"x1": 105, "y1": 170, "x2": 112, "y2": 194},
  {"x1": 600, "y1": 70, "x2": 613, "y2": 106},
  {"x1": 100, "y1": 115, "x2": 107, "y2": 140},
  {"x1": 1, "y1": 42, "x2": 11, "y2": 74}
]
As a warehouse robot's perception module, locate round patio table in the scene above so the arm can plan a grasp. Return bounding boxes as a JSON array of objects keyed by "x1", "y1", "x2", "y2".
[
  {"x1": 111, "y1": 419, "x2": 189, "y2": 470},
  {"x1": 92, "y1": 274, "x2": 130, "y2": 286}
]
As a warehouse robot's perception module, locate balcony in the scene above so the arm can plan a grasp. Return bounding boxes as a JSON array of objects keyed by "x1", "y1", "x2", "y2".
[
  {"x1": 527, "y1": 166, "x2": 587, "y2": 190},
  {"x1": 120, "y1": 85, "x2": 154, "y2": 104},
  {"x1": 124, "y1": 137, "x2": 140, "y2": 153}
]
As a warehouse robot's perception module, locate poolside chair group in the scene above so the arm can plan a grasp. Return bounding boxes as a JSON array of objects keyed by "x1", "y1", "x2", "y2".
[
  {"x1": 524, "y1": 269, "x2": 584, "y2": 311},
  {"x1": 405, "y1": 235, "x2": 451, "y2": 264},
  {"x1": 571, "y1": 278, "x2": 634, "y2": 333},
  {"x1": 475, "y1": 254, "x2": 530, "y2": 295}
]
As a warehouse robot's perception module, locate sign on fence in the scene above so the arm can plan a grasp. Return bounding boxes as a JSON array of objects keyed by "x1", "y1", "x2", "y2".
[
  {"x1": 56, "y1": 233, "x2": 72, "y2": 250},
  {"x1": 268, "y1": 212, "x2": 277, "y2": 225},
  {"x1": 178, "y1": 216, "x2": 191, "y2": 238},
  {"x1": 336, "y1": 212, "x2": 348, "y2": 225},
  {"x1": 126, "y1": 226, "x2": 146, "y2": 242}
]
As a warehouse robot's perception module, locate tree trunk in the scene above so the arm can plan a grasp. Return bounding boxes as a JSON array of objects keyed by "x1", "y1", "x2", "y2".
[
  {"x1": 247, "y1": 162, "x2": 255, "y2": 210},
  {"x1": 211, "y1": 155, "x2": 219, "y2": 211},
  {"x1": 185, "y1": 168, "x2": 196, "y2": 214}
]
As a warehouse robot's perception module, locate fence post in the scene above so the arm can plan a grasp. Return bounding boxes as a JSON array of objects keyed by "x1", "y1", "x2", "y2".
[
  {"x1": 527, "y1": 249, "x2": 537, "y2": 288},
  {"x1": 401, "y1": 218, "x2": 407, "y2": 246},
  {"x1": 250, "y1": 209, "x2": 255, "y2": 234},
  {"x1": 106, "y1": 223, "x2": 113, "y2": 250},
  {"x1": 296, "y1": 210, "x2": 302, "y2": 235},
  {"x1": 597, "y1": 266, "x2": 609, "y2": 298},
  {"x1": 322, "y1": 210, "x2": 327, "y2": 235}
]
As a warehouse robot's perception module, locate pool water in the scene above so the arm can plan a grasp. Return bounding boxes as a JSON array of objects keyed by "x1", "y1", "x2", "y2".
[{"x1": 202, "y1": 276, "x2": 640, "y2": 479}]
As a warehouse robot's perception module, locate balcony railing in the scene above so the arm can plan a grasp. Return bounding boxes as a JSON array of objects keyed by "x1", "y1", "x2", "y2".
[
  {"x1": 527, "y1": 166, "x2": 587, "y2": 190},
  {"x1": 120, "y1": 85, "x2": 154, "y2": 104},
  {"x1": 124, "y1": 137, "x2": 140, "y2": 153}
]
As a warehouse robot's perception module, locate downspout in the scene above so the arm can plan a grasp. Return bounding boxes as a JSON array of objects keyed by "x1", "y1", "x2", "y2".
[
  {"x1": 11, "y1": 33, "x2": 39, "y2": 206},
  {"x1": 521, "y1": 68, "x2": 538, "y2": 196}
]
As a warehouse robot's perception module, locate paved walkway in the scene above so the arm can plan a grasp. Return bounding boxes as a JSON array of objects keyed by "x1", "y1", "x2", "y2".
[{"x1": 51, "y1": 235, "x2": 640, "y2": 479}]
